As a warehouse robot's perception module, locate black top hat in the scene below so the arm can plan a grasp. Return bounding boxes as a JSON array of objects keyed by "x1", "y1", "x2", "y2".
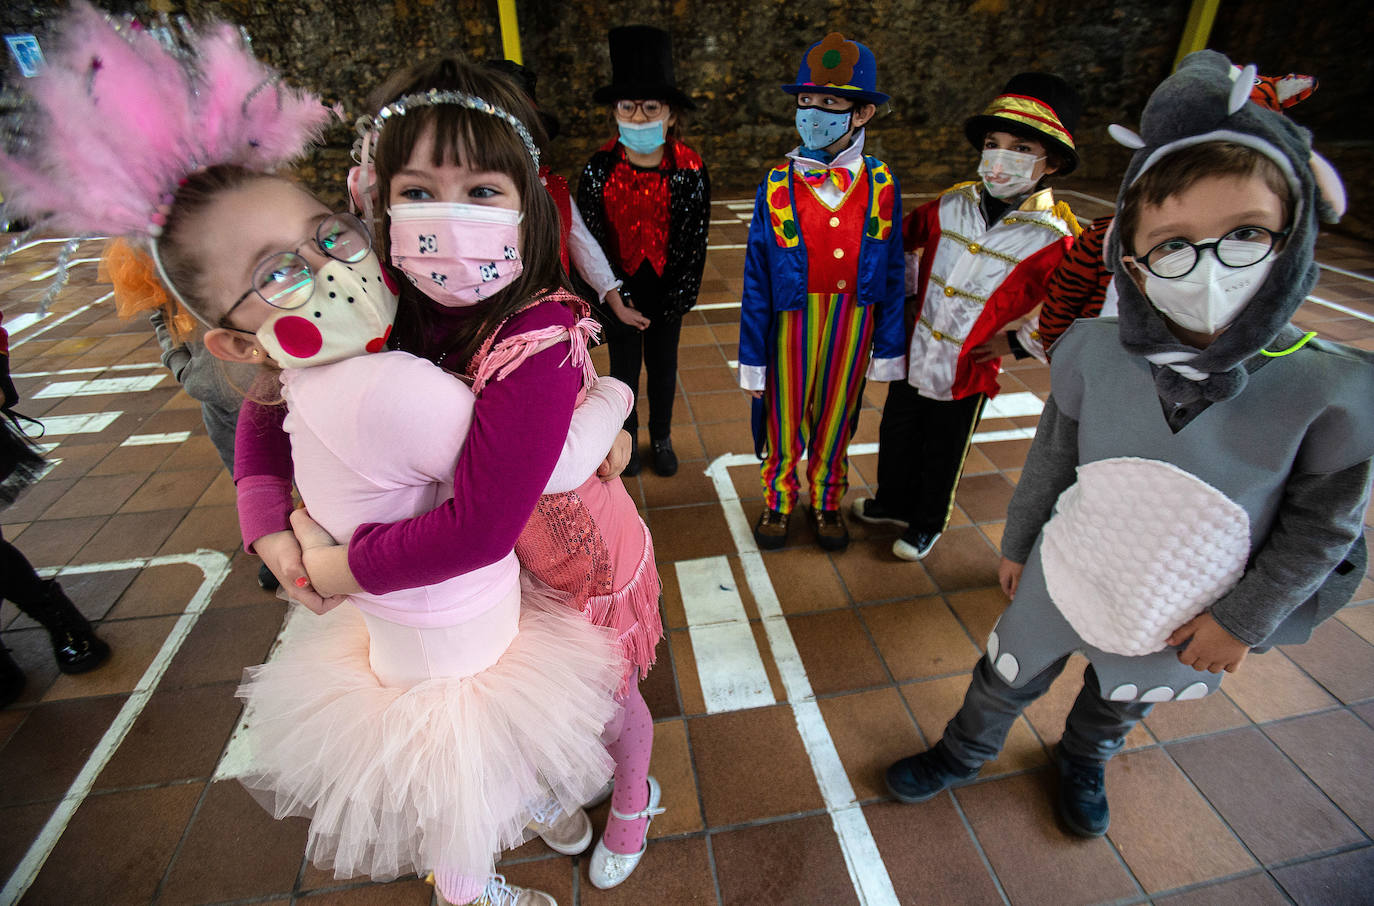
[
  {"x1": 593, "y1": 25, "x2": 696, "y2": 111},
  {"x1": 964, "y1": 72, "x2": 1081, "y2": 174}
]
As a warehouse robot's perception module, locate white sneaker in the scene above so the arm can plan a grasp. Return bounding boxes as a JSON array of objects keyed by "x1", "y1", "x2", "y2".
[
  {"x1": 587, "y1": 776, "x2": 665, "y2": 890},
  {"x1": 892, "y1": 531, "x2": 941, "y2": 561},
  {"x1": 850, "y1": 497, "x2": 910, "y2": 528},
  {"x1": 530, "y1": 805, "x2": 593, "y2": 856},
  {"x1": 437, "y1": 873, "x2": 557, "y2": 906}
]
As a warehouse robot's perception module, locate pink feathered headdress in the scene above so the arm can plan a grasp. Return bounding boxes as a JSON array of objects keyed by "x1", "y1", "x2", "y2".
[{"x1": 0, "y1": 2, "x2": 330, "y2": 310}]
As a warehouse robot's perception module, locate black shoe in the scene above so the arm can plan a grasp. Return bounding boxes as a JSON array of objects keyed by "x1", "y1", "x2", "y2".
[
  {"x1": 1054, "y1": 745, "x2": 1110, "y2": 837},
  {"x1": 0, "y1": 649, "x2": 25, "y2": 708},
  {"x1": 23, "y1": 581, "x2": 111, "y2": 675},
  {"x1": 893, "y1": 529, "x2": 941, "y2": 561},
  {"x1": 886, "y1": 743, "x2": 979, "y2": 803},
  {"x1": 850, "y1": 497, "x2": 910, "y2": 529},
  {"x1": 650, "y1": 436, "x2": 678, "y2": 477},
  {"x1": 257, "y1": 563, "x2": 281, "y2": 592},
  {"x1": 624, "y1": 443, "x2": 642, "y2": 477}
]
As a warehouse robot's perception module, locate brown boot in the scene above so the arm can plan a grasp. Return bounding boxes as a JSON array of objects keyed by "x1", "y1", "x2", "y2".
[
  {"x1": 811, "y1": 508, "x2": 850, "y2": 552},
  {"x1": 753, "y1": 509, "x2": 790, "y2": 551}
]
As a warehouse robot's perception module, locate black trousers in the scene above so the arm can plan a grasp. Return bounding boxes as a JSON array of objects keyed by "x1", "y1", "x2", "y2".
[
  {"x1": 874, "y1": 380, "x2": 986, "y2": 535},
  {"x1": 603, "y1": 264, "x2": 683, "y2": 441},
  {"x1": 0, "y1": 525, "x2": 46, "y2": 606}
]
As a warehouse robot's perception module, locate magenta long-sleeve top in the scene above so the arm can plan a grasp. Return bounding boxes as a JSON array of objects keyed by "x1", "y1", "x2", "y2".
[{"x1": 233, "y1": 299, "x2": 580, "y2": 596}]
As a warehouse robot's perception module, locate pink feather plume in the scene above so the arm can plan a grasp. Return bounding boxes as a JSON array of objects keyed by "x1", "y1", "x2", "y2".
[{"x1": 0, "y1": 1, "x2": 329, "y2": 240}]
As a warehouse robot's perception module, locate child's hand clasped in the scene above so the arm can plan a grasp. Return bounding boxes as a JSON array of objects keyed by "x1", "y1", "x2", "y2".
[
  {"x1": 607, "y1": 289, "x2": 650, "y2": 331},
  {"x1": 289, "y1": 508, "x2": 356, "y2": 610},
  {"x1": 1167, "y1": 612, "x2": 1250, "y2": 673},
  {"x1": 998, "y1": 557, "x2": 1024, "y2": 599},
  {"x1": 971, "y1": 331, "x2": 1013, "y2": 363}
]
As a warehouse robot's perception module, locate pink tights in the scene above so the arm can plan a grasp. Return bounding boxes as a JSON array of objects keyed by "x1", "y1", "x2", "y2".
[
  {"x1": 601, "y1": 679, "x2": 655, "y2": 854},
  {"x1": 433, "y1": 868, "x2": 485, "y2": 904}
]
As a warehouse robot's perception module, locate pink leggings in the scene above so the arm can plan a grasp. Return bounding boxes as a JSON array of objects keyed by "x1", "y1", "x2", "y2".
[
  {"x1": 432, "y1": 679, "x2": 654, "y2": 901},
  {"x1": 601, "y1": 678, "x2": 656, "y2": 854}
]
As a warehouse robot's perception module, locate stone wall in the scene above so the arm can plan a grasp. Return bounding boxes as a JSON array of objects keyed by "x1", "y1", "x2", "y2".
[{"x1": 2, "y1": 0, "x2": 1369, "y2": 239}]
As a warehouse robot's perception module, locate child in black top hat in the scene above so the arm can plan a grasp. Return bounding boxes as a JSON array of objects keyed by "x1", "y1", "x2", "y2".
[
  {"x1": 577, "y1": 25, "x2": 710, "y2": 479},
  {"x1": 852, "y1": 73, "x2": 1082, "y2": 562}
]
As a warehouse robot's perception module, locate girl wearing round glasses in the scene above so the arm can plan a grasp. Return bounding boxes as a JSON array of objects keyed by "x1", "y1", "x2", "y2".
[{"x1": 578, "y1": 25, "x2": 710, "y2": 478}]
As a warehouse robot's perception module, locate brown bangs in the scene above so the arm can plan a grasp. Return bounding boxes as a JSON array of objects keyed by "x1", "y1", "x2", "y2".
[{"x1": 366, "y1": 56, "x2": 571, "y2": 369}]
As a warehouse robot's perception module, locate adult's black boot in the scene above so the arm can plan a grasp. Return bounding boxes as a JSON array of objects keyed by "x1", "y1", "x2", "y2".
[
  {"x1": 0, "y1": 646, "x2": 25, "y2": 708},
  {"x1": 21, "y1": 581, "x2": 111, "y2": 675}
]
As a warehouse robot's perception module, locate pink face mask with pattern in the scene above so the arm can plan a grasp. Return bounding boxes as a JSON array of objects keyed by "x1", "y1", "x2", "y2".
[{"x1": 388, "y1": 202, "x2": 524, "y2": 307}]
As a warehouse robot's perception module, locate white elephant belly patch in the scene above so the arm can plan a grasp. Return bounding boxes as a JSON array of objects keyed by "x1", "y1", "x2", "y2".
[{"x1": 1040, "y1": 457, "x2": 1250, "y2": 656}]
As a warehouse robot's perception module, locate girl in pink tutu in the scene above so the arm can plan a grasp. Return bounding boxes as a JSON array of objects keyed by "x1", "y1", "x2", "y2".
[
  {"x1": 236, "y1": 58, "x2": 668, "y2": 891},
  {"x1": 0, "y1": 8, "x2": 629, "y2": 905}
]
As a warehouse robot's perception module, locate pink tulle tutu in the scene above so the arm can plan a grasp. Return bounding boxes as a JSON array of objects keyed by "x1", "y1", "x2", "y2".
[{"x1": 234, "y1": 576, "x2": 623, "y2": 883}]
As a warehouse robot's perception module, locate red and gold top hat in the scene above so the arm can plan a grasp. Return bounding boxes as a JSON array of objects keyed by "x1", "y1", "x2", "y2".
[{"x1": 964, "y1": 73, "x2": 1081, "y2": 174}]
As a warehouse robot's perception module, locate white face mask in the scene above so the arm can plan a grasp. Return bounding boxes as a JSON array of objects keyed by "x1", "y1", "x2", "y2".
[
  {"x1": 256, "y1": 255, "x2": 399, "y2": 368},
  {"x1": 978, "y1": 148, "x2": 1044, "y2": 199},
  {"x1": 1141, "y1": 248, "x2": 1273, "y2": 336}
]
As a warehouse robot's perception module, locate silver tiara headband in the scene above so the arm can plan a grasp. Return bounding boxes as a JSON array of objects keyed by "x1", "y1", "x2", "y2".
[{"x1": 350, "y1": 88, "x2": 540, "y2": 234}]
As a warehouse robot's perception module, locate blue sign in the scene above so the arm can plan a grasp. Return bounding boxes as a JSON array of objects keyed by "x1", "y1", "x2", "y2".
[{"x1": 6, "y1": 34, "x2": 45, "y2": 78}]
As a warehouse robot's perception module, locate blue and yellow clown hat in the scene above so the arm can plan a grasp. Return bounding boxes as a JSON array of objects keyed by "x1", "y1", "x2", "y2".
[{"x1": 782, "y1": 33, "x2": 889, "y2": 106}]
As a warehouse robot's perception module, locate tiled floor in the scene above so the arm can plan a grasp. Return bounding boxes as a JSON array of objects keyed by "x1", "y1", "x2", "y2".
[{"x1": 2, "y1": 180, "x2": 1373, "y2": 905}]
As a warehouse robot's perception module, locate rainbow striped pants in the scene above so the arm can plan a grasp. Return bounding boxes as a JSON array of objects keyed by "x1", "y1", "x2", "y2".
[{"x1": 761, "y1": 292, "x2": 875, "y2": 514}]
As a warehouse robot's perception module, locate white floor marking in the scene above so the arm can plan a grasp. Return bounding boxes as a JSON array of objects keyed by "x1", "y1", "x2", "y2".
[
  {"x1": 981, "y1": 391, "x2": 1045, "y2": 419},
  {"x1": 971, "y1": 426, "x2": 1038, "y2": 443},
  {"x1": 9, "y1": 294, "x2": 111, "y2": 348},
  {"x1": 1, "y1": 551, "x2": 233, "y2": 905},
  {"x1": 32, "y1": 374, "x2": 166, "y2": 399},
  {"x1": 121, "y1": 431, "x2": 192, "y2": 446},
  {"x1": 709, "y1": 219, "x2": 742, "y2": 225},
  {"x1": 1306, "y1": 293, "x2": 1374, "y2": 324},
  {"x1": 1318, "y1": 262, "x2": 1374, "y2": 284},
  {"x1": 706, "y1": 243, "x2": 748, "y2": 250},
  {"x1": 724, "y1": 201, "x2": 754, "y2": 211},
  {"x1": 12, "y1": 362, "x2": 163, "y2": 378},
  {"x1": 27, "y1": 258, "x2": 103, "y2": 282},
  {"x1": 674, "y1": 556, "x2": 775, "y2": 713},
  {"x1": 3, "y1": 235, "x2": 108, "y2": 255},
  {"x1": 3, "y1": 312, "x2": 45, "y2": 335},
  {"x1": 702, "y1": 450, "x2": 900, "y2": 906},
  {"x1": 697, "y1": 301, "x2": 742, "y2": 311},
  {"x1": 213, "y1": 603, "x2": 316, "y2": 782},
  {"x1": 33, "y1": 411, "x2": 121, "y2": 436}
]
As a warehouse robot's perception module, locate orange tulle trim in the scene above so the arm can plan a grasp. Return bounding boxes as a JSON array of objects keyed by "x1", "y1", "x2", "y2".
[{"x1": 99, "y1": 238, "x2": 195, "y2": 342}]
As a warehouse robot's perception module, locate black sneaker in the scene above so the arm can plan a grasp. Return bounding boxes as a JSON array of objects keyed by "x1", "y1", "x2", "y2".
[
  {"x1": 885, "y1": 743, "x2": 979, "y2": 803},
  {"x1": 1054, "y1": 745, "x2": 1110, "y2": 837},
  {"x1": 257, "y1": 563, "x2": 281, "y2": 592},
  {"x1": 624, "y1": 443, "x2": 642, "y2": 477},
  {"x1": 893, "y1": 530, "x2": 941, "y2": 561},
  {"x1": 850, "y1": 497, "x2": 909, "y2": 529},
  {"x1": 650, "y1": 436, "x2": 678, "y2": 477}
]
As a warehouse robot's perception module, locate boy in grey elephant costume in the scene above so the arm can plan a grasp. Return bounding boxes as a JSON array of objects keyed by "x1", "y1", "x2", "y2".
[{"x1": 885, "y1": 50, "x2": 1372, "y2": 838}]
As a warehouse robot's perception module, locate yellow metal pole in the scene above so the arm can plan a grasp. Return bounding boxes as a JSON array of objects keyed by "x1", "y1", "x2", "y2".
[
  {"x1": 497, "y1": 0, "x2": 523, "y2": 65},
  {"x1": 1173, "y1": 0, "x2": 1221, "y2": 71}
]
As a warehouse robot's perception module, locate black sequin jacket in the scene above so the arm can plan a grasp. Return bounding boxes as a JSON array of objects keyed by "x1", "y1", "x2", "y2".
[{"x1": 576, "y1": 138, "x2": 710, "y2": 320}]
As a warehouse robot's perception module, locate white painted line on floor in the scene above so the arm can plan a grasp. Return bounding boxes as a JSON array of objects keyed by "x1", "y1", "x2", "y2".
[
  {"x1": 121, "y1": 431, "x2": 192, "y2": 446},
  {"x1": 1319, "y1": 262, "x2": 1374, "y2": 284},
  {"x1": 3, "y1": 235, "x2": 108, "y2": 255},
  {"x1": 709, "y1": 219, "x2": 743, "y2": 225},
  {"x1": 34, "y1": 411, "x2": 121, "y2": 436},
  {"x1": 2, "y1": 551, "x2": 233, "y2": 905},
  {"x1": 703, "y1": 451, "x2": 900, "y2": 906},
  {"x1": 698, "y1": 301, "x2": 741, "y2": 311},
  {"x1": 725, "y1": 201, "x2": 754, "y2": 211},
  {"x1": 9, "y1": 293, "x2": 112, "y2": 348},
  {"x1": 706, "y1": 243, "x2": 748, "y2": 250},
  {"x1": 28, "y1": 257, "x2": 103, "y2": 282},
  {"x1": 214, "y1": 602, "x2": 316, "y2": 782},
  {"x1": 674, "y1": 556, "x2": 775, "y2": 713},
  {"x1": 981, "y1": 391, "x2": 1044, "y2": 419},
  {"x1": 3, "y1": 311, "x2": 45, "y2": 335},
  {"x1": 1307, "y1": 293, "x2": 1374, "y2": 324},
  {"x1": 12, "y1": 361, "x2": 164, "y2": 378},
  {"x1": 1058, "y1": 188, "x2": 1116, "y2": 209},
  {"x1": 972, "y1": 426, "x2": 1038, "y2": 443},
  {"x1": 32, "y1": 373, "x2": 166, "y2": 399}
]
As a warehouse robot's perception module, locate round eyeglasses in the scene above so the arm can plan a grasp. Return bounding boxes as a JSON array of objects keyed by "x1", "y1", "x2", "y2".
[
  {"x1": 1132, "y1": 226, "x2": 1288, "y2": 280},
  {"x1": 614, "y1": 99, "x2": 667, "y2": 119},
  {"x1": 219, "y1": 212, "x2": 373, "y2": 328}
]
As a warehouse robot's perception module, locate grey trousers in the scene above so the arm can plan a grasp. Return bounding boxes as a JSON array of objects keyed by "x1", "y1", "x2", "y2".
[{"x1": 941, "y1": 654, "x2": 1154, "y2": 768}]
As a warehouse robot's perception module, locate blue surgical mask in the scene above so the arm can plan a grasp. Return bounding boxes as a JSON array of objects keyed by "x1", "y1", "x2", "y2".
[
  {"x1": 795, "y1": 107, "x2": 852, "y2": 154},
  {"x1": 618, "y1": 120, "x2": 666, "y2": 155}
]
